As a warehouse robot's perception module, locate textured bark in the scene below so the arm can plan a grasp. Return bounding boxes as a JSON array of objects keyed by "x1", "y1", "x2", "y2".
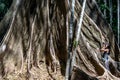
[
  {"x1": 65, "y1": 0, "x2": 75, "y2": 79},
  {"x1": 0, "y1": 0, "x2": 120, "y2": 80}
]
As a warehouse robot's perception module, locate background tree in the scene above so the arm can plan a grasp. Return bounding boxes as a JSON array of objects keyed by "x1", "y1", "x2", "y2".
[
  {"x1": 118, "y1": 0, "x2": 120, "y2": 45},
  {"x1": 104, "y1": 0, "x2": 107, "y2": 18},
  {"x1": 109, "y1": 0, "x2": 112, "y2": 26},
  {"x1": 97, "y1": 0, "x2": 120, "y2": 46}
]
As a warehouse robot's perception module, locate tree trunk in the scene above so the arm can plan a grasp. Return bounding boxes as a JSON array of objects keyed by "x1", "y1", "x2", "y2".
[
  {"x1": 118, "y1": 0, "x2": 120, "y2": 46},
  {"x1": 104, "y1": 0, "x2": 107, "y2": 18},
  {"x1": 109, "y1": 0, "x2": 112, "y2": 26},
  {"x1": 0, "y1": 0, "x2": 120, "y2": 80},
  {"x1": 65, "y1": 0, "x2": 75, "y2": 79}
]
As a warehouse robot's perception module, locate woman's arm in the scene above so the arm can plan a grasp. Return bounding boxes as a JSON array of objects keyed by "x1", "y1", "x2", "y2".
[
  {"x1": 104, "y1": 49, "x2": 109, "y2": 53},
  {"x1": 100, "y1": 47, "x2": 105, "y2": 52}
]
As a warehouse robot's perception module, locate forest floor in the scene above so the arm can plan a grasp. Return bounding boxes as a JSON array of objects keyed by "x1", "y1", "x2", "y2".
[{"x1": 2, "y1": 60, "x2": 64, "y2": 80}]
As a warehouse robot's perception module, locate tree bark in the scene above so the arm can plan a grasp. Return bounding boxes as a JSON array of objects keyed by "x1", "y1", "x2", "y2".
[
  {"x1": 0, "y1": 0, "x2": 119, "y2": 80},
  {"x1": 65, "y1": 0, "x2": 75, "y2": 79}
]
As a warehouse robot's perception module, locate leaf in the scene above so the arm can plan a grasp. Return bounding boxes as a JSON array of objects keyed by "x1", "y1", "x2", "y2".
[{"x1": 0, "y1": 3, "x2": 5, "y2": 13}]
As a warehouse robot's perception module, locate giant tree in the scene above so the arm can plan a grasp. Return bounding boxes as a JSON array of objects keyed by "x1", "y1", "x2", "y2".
[{"x1": 0, "y1": 0, "x2": 120, "y2": 80}]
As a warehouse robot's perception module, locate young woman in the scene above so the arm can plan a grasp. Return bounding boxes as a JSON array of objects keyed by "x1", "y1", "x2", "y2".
[
  {"x1": 100, "y1": 42, "x2": 110, "y2": 60},
  {"x1": 100, "y1": 42, "x2": 110, "y2": 70}
]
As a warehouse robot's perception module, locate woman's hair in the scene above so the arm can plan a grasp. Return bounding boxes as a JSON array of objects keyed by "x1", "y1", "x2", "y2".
[
  {"x1": 102, "y1": 42, "x2": 110, "y2": 49},
  {"x1": 105, "y1": 42, "x2": 110, "y2": 49}
]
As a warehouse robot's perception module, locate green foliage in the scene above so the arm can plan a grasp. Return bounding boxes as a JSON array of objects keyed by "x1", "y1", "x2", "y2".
[
  {"x1": 0, "y1": 3, "x2": 6, "y2": 15},
  {"x1": 97, "y1": 0, "x2": 118, "y2": 40},
  {"x1": 73, "y1": 40, "x2": 78, "y2": 48},
  {"x1": 0, "y1": 0, "x2": 12, "y2": 21},
  {"x1": 0, "y1": 3, "x2": 5, "y2": 11},
  {"x1": 100, "y1": 4, "x2": 109, "y2": 11}
]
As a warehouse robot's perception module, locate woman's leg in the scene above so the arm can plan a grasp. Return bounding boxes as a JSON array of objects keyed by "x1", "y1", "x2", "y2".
[
  {"x1": 105, "y1": 59, "x2": 109, "y2": 70},
  {"x1": 104, "y1": 53, "x2": 108, "y2": 60},
  {"x1": 104, "y1": 53, "x2": 109, "y2": 70}
]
